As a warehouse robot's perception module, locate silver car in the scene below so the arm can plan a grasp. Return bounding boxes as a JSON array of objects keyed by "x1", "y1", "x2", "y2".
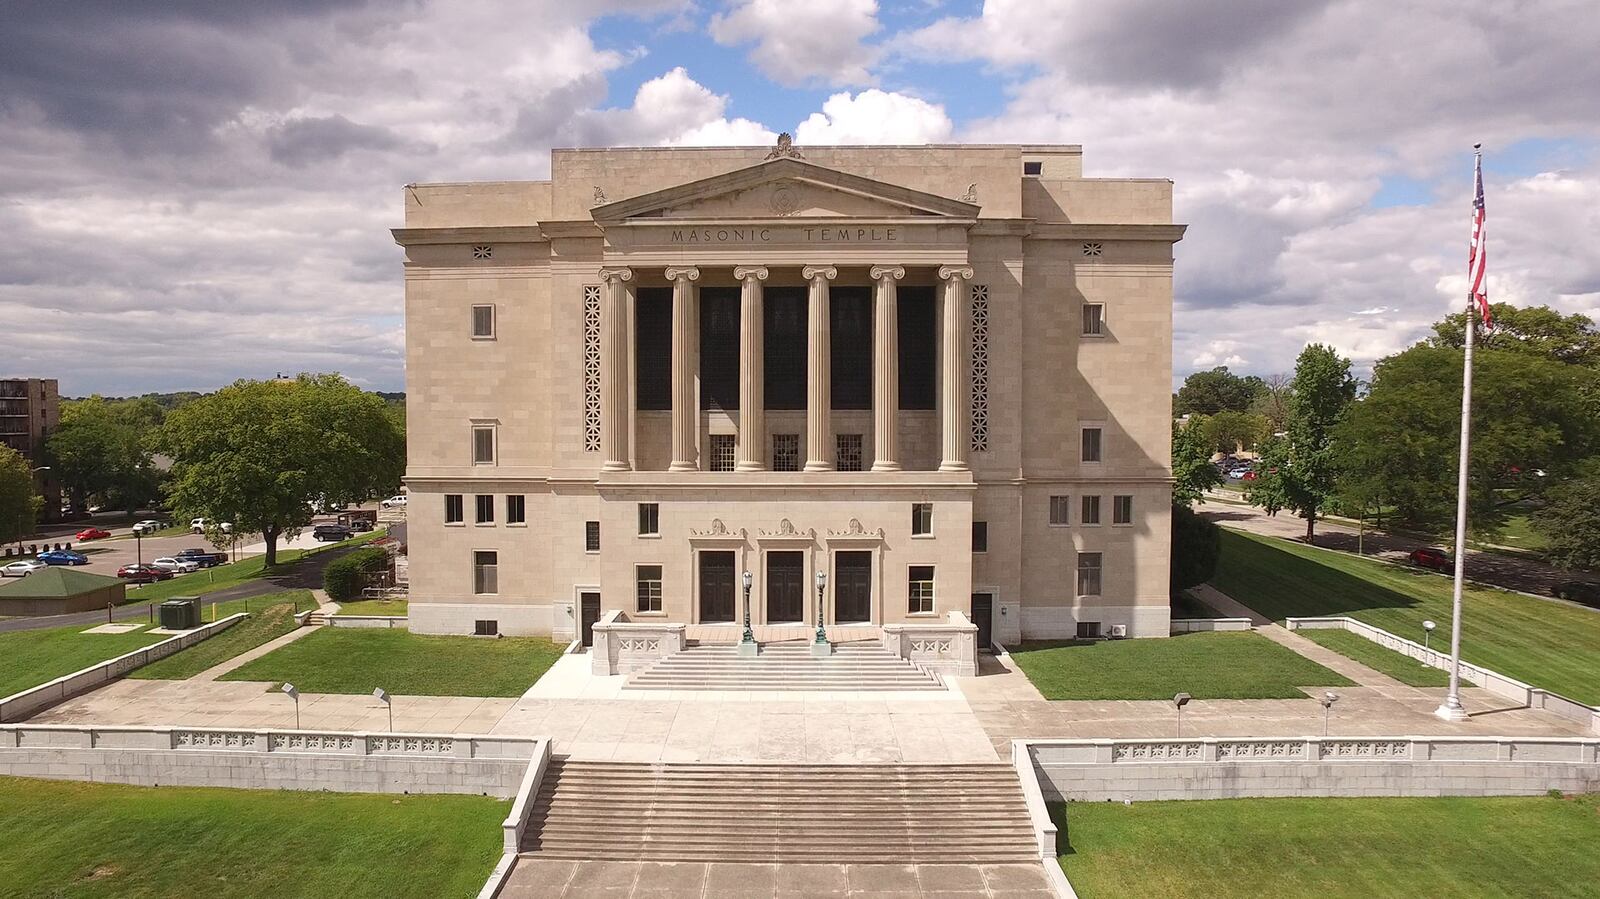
[{"x1": 1, "y1": 559, "x2": 47, "y2": 577}]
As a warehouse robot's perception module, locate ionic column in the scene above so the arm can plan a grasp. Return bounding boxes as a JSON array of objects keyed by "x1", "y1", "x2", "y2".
[
  {"x1": 734, "y1": 266, "x2": 769, "y2": 471},
  {"x1": 598, "y1": 266, "x2": 633, "y2": 471},
  {"x1": 870, "y1": 265, "x2": 905, "y2": 472},
  {"x1": 666, "y1": 266, "x2": 701, "y2": 472},
  {"x1": 802, "y1": 265, "x2": 837, "y2": 471},
  {"x1": 938, "y1": 265, "x2": 974, "y2": 472}
]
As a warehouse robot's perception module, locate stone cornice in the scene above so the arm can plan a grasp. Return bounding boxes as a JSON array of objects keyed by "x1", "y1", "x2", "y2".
[
  {"x1": 390, "y1": 226, "x2": 550, "y2": 247},
  {"x1": 1027, "y1": 223, "x2": 1188, "y2": 243}
]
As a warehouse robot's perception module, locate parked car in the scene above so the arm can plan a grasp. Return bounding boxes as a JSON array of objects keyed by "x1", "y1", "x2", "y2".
[
  {"x1": 190, "y1": 518, "x2": 232, "y2": 535},
  {"x1": 117, "y1": 563, "x2": 174, "y2": 583},
  {"x1": 1227, "y1": 467, "x2": 1252, "y2": 479},
  {"x1": 312, "y1": 524, "x2": 354, "y2": 542},
  {"x1": 1, "y1": 559, "x2": 47, "y2": 577},
  {"x1": 175, "y1": 548, "x2": 228, "y2": 568},
  {"x1": 1551, "y1": 581, "x2": 1600, "y2": 608},
  {"x1": 348, "y1": 518, "x2": 375, "y2": 532},
  {"x1": 150, "y1": 556, "x2": 201, "y2": 574},
  {"x1": 380, "y1": 494, "x2": 408, "y2": 509},
  {"x1": 75, "y1": 527, "x2": 112, "y2": 541},
  {"x1": 131, "y1": 519, "x2": 166, "y2": 535},
  {"x1": 37, "y1": 549, "x2": 89, "y2": 566},
  {"x1": 1407, "y1": 547, "x2": 1453, "y2": 573}
]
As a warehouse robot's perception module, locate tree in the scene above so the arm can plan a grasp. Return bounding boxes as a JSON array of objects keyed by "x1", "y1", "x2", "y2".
[
  {"x1": 1430, "y1": 303, "x2": 1600, "y2": 369},
  {"x1": 1171, "y1": 417, "x2": 1223, "y2": 507},
  {"x1": 48, "y1": 396, "x2": 164, "y2": 514},
  {"x1": 1203, "y1": 410, "x2": 1268, "y2": 454},
  {"x1": 1282, "y1": 344, "x2": 1356, "y2": 540},
  {"x1": 1170, "y1": 505, "x2": 1221, "y2": 593},
  {"x1": 1174, "y1": 366, "x2": 1267, "y2": 416},
  {"x1": 1532, "y1": 473, "x2": 1600, "y2": 572},
  {"x1": 1243, "y1": 435, "x2": 1291, "y2": 517},
  {"x1": 1248, "y1": 372, "x2": 1293, "y2": 434},
  {"x1": 0, "y1": 446, "x2": 43, "y2": 546},
  {"x1": 156, "y1": 374, "x2": 404, "y2": 566}
]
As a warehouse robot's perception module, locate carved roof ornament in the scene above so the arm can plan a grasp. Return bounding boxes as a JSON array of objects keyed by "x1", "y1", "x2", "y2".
[
  {"x1": 692, "y1": 518, "x2": 744, "y2": 539},
  {"x1": 592, "y1": 186, "x2": 607, "y2": 206},
  {"x1": 960, "y1": 183, "x2": 978, "y2": 204},
  {"x1": 759, "y1": 518, "x2": 815, "y2": 540},
  {"x1": 764, "y1": 132, "x2": 804, "y2": 160},
  {"x1": 827, "y1": 518, "x2": 884, "y2": 539}
]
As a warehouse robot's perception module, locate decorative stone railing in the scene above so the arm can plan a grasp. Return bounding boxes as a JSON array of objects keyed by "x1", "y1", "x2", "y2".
[
  {"x1": 589, "y1": 610, "x2": 687, "y2": 675},
  {"x1": 1035, "y1": 736, "x2": 1600, "y2": 766},
  {"x1": 0, "y1": 724, "x2": 543, "y2": 760},
  {"x1": 881, "y1": 610, "x2": 978, "y2": 677},
  {"x1": 1170, "y1": 617, "x2": 1253, "y2": 633},
  {"x1": 1286, "y1": 616, "x2": 1600, "y2": 735}
]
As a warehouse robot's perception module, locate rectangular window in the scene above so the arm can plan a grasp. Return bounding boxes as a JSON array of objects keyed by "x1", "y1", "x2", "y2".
[
  {"x1": 763, "y1": 287, "x2": 807, "y2": 410},
  {"x1": 636, "y1": 564, "x2": 663, "y2": 613},
  {"x1": 709, "y1": 434, "x2": 736, "y2": 472},
  {"x1": 445, "y1": 494, "x2": 463, "y2": 524},
  {"x1": 472, "y1": 424, "x2": 496, "y2": 465},
  {"x1": 506, "y1": 495, "x2": 526, "y2": 525},
  {"x1": 473, "y1": 551, "x2": 498, "y2": 595},
  {"x1": 1023, "y1": 160, "x2": 1043, "y2": 176},
  {"x1": 1076, "y1": 621, "x2": 1102, "y2": 640},
  {"x1": 474, "y1": 619, "x2": 499, "y2": 636},
  {"x1": 700, "y1": 287, "x2": 741, "y2": 411},
  {"x1": 1081, "y1": 427, "x2": 1103, "y2": 463},
  {"x1": 475, "y1": 494, "x2": 494, "y2": 525},
  {"x1": 1077, "y1": 552, "x2": 1102, "y2": 597},
  {"x1": 471, "y1": 304, "x2": 496, "y2": 339},
  {"x1": 837, "y1": 433, "x2": 863, "y2": 472},
  {"x1": 972, "y1": 521, "x2": 988, "y2": 553},
  {"x1": 635, "y1": 287, "x2": 672, "y2": 410},
  {"x1": 772, "y1": 433, "x2": 800, "y2": 472},
  {"x1": 584, "y1": 520, "x2": 600, "y2": 553},
  {"x1": 638, "y1": 502, "x2": 659, "y2": 536},
  {"x1": 911, "y1": 503, "x2": 933, "y2": 536},
  {"x1": 830, "y1": 287, "x2": 873, "y2": 410},
  {"x1": 1082, "y1": 303, "x2": 1104, "y2": 337},
  {"x1": 1048, "y1": 495, "x2": 1070, "y2": 526},
  {"x1": 1113, "y1": 495, "x2": 1133, "y2": 526},
  {"x1": 908, "y1": 565, "x2": 935, "y2": 614},
  {"x1": 1081, "y1": 495, "x2": 1101, "y2": 526}
]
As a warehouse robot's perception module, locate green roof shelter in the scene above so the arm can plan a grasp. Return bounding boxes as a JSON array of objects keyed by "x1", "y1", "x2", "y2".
[{"x1": 0, "y1": 567, "x2": 127, "y2": 616}]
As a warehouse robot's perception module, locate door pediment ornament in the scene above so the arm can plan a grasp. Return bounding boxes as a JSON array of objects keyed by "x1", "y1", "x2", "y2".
[
  {"x1": 758, "y1": 518, "x2": 816, "y2": 543},
  {"x1": 826, "y1": 518, "x2": 886, "y2": 544}
]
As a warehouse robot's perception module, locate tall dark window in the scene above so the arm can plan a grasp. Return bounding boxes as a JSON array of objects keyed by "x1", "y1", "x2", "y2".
[
  {"x1": 830, "y1": 285, "x2": 872, "y2": 410},
  {"x1": 897, "y1": 285, "x2": 936, "y2": 410},
  {"x1": 636, "y1": 287, "x2": 672, "y2": 410},
  {"x1": 764, "y1": 286, "x2": 807, "y2": 410},
  {"x1": 699, "y1": 286, "x2": 740, "y2": 411}
]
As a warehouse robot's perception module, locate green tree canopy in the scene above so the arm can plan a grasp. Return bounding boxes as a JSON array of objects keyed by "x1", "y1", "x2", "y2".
[
  {"x1": 1174, "y1": 366, "x2": 1267, "y2": 416},
  {"x1": 156, "y1": 374, "x2": 404, "y2": 565},
  {"x1": 1243, "y1": 435, "x2": 1292, "y2": 517},
  {"x1": 0, "y1": 445, "x2": 44, "y2": 546},
  {"x1": 1531, "y1": 472, "x2": 1600, "y2": 572},
  {"x1": 1202, "y1": 410, "x2": 1269, "y2": 454},
  {"x1": 1277, "y1": 344, "x2": 1356, "y2": 539},
  {"x1": 1429, "y1": 303, "x2": 1600, "y2": 368},
  {"x1": 1172, "y1": 417, "x2": 1222, "y2": 507},
  {"x1": 47, "y1": 396, "x2": 164, "y2": 514}
]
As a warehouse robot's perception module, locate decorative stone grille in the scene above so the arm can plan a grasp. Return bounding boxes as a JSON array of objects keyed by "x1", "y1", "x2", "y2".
[
  {"x1": 1216, "y1": 740, "x2": 1302, "y2": 760},
  {"x1": 1111, "y1": 742, "x2": 1203, "y2": 762},
  {"x1": 910, "y1": 638, "x2": 953, "y2": 654},
  {"x1": 1081, "y1": 242, "x2": 1103, "y2": 257},
  {"x1": 472, "y1": 245, "x2": 493, "y2": 259},
  {"x1": 1321, "y1": 740, "x2": 1410, "y2": 759},
  {"x1": 969, "y1": 284, "x2": 990, "y2": 452},
  {"x1": 582, "y1": 286, "x2": 602, "y2": 452},
  {"x1": 270, "y1": 733, "x2": 357, "y2": 753},
  {"x1": 175, "y1": 730, "x2": 250, "y2": 749},
  {"x1": 619, "y1": 638, "x2": 661, "y2": 652},
  {"x1": 772, "y1": 433, "x2": 800, "y2": 471},
  {"x1": 369, "y1": 736, "x2": 455, "y2": 755},
  {"x1": 836, "y1": 433, "x2": 863, "y2": 471}
]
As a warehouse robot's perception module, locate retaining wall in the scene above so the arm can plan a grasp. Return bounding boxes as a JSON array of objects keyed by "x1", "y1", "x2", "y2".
[
  {"x1": 1169, "y1": 617, "x2": 1252, "y2": 633},
  {"x1": 326, "y1": 615, "x2": 408, "y2": 629}
]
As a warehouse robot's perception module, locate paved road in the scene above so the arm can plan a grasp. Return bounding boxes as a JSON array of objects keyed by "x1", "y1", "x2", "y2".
[{"x1": 1200, "y1": 495, "x2": 1600, "y2": 607}]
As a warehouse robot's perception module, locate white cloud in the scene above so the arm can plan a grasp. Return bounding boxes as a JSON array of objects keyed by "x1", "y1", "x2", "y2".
[
  {"x1": 709, "y1": 0, "x2": 881, "y2": 86},
  {"x1": 795, "y1": 90, "x2": 952, "y2": 144}
]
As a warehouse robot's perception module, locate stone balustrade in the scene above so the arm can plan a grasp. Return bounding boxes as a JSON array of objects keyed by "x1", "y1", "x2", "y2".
[
  {"x1": 589, "y1": 610, "x2": 687, "y2": 675},
  {"x1": 1, "y1": 723, "x2": 541, "y2": 760},
  {"x1": 880, "y1": 610, "x2": 979, "y2": 677},
  {"x1": 1169, "y1": 617, "x2": 1252, "y2": 633}
]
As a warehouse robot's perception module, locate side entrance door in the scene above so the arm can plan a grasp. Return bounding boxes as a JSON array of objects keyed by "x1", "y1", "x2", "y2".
[
  {"x1": 834, "y1": 551, "x2": 873, "y2": 623},
  {"x1": 580, "y1": 592, "x2": 601, "y2": 648},
  {"x1": 699, "y1": 551, "x2": 736, "y2": 623},
  {"x1": 970, "y1": 593, "x2": 994, "y2": 652},
  {"x1": 766, "y1": 551, "x2": 804, "y2": 623}
]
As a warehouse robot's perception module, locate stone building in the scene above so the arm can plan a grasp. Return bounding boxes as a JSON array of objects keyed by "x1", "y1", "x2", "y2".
[
  {"x1": 394, "y1": 141, "x2": 1183, "y2": 646},
  {"x1": 0, "y1": 378, "x2": 60, "y2": 522}
]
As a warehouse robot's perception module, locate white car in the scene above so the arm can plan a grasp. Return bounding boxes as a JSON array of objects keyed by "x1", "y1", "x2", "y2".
[
  {"x1": 1, "y1": 559, "x2": 47, "y2": 577},
  {"x1": 190, "y1": 518, "x2": 232, "y2": 535},
  {"x1": 132, "y1": 519, "x2": 164, "y2": 535},
  {"x1": 150, "y1": 557, "x2": 201, "y2": 574},
  {"x1": 380, "y1": 494, "x2": 408, "y2": 509}
]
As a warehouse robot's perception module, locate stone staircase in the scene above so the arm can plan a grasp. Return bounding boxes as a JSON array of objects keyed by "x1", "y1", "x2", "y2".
[
  {"x1": 521, "y1": 760, "x2": 1040, "y2": 863},
  {"x1": 625, "y1": 640, "x2": 944, "y2": 691}
]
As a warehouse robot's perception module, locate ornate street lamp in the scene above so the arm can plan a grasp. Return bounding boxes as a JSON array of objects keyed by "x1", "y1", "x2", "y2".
[
  {"x1": 739, "y1": 569, "x2": 758, "y2": 657},
  {"x1": 811, "y1": 569, "x2": 832, "y2": 657}
]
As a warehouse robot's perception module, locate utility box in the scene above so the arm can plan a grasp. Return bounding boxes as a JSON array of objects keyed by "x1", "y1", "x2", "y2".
[{"x1": 160, "y1": 597, "x2": 201, "y2": 630}]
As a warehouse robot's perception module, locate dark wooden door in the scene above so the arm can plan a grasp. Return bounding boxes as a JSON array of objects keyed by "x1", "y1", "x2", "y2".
[
  {"x1": 580, "y1": 592, "x2": 601, "y2": 648},
  {"x1": 699, "y1": 551, "x2": 736, "y2": 622},
  {"x1": 971, "y1": 593, "x2": 993, "y2": 652},
  {"x1": 834, "y1": 551, "x2": 873, "y2": 623},
  {"x1": 766, "y1": 551, "x2": 804, "y2": 622}
]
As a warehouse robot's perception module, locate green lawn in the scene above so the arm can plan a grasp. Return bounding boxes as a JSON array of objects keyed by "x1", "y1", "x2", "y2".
[
  {"x1": 335, "y1": 598, "x2": 409, "y2": 616},
  {"x1": 1010, "y1": 631, "x2": 1351, "y2": 700},
  {"x1": 1211, "y1": 528, "x2": 1600, "y2": 704},
  {"x1": 132, "y1": 591, "x2": 316, "y2": 681},
  {"x1": 125, "y1": 530, "x2": 387, "y2": 602},
  {"x1": 222, "y1": 628, "x2": 565, "y2": 697},
  {"x1": 0, "y1": 624, "x2": 165, "y2": 699},
  {"x1": 1296, "y1": 627, "x2": 1452, "y2": 687},
  {"x1": 1056, "y1": 794, "x2": 1600, "y2": 898},
  {"x1": 0, "y1": 776, "x2": 502, "y2": 899}
]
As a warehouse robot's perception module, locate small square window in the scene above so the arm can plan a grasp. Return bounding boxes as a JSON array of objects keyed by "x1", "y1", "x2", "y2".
[
  {"x1": 837, "y1": 434, "x2": 863, "y2": 472},
  {"x1": 1081, "y1": 427, "x2": 1103, "y2": 463},
  {"x1": 1048, "y1": 495, "x2": 1070, "y2": 526},
  {"x1": 474, "y1": 619, "x2": 499, "y2": 636},
  {"x1": 507, "y1": 495, "x2": 526, "y2": 525},
  {"x1": 709, "y1": 435, "x2": 736, "y2": 472},
  {"x1": 908, "y1": 565, "x2": 935, "y2": 614},
  {"x1": 1082, "y1": 303, "x2": 1104, "y2": 336},
  {"x1": 638, "y1": 503, "x2": 659, "y2": 536},
  {"x1": 471, "y1": 304, "x2": 496, "y2": 339},
  {"x1": 773, "y1": 434, "x2": 800, "y2": 472},
  {"x1": 1113, "y1": 495, "x2": 1133, "y2": 526},
  {"x1": 972, "y1": 521, "x2": 988, "y2": 553},
  {"x1": 584, "y1": 520, "x2": 600, "y2": 553},
  {"x1": 636, "y1": 564, "x2": 663, "y2": 613},
  {"x1": 473, "y1": 551, "x2": 498, "y2": 595},
  {"x1": 1023, "y1": 161, "x2": 1043, "y2": 176},
  {"x1": 445, "y1": 494, "x2": 463, "y2": 524},
  {"x1": 1081, "y1": 495, "x2": 1101, "y2": 526},
  {"x1": 472, "y1": 425, "x2": 496, "y2": 465},
  {"x1": 911, "y1": 503, "x2": 933, "y2": 536},
  {"x1": 1077, "y1": 552, "x2": 1102, "y2": 597},
  {"x1": 1076, "y1": 621, "x2": 1102, "y2": 640},
  {"x1": 475, "y1": 494, "x2": 494, "y2": 525}
]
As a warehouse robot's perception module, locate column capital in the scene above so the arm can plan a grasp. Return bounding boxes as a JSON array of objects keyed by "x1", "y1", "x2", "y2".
[
  {"x1": 733, "y1": 265, "x2": 770, "y2": 282},
  {"x1": 598, "y1": 266, "x2": 633, "y2": 283},
  {"x1": 938, "y1": 265, "x2": 974, "y2": 282},
  {"x1": 870, "y1": 265, "x2": 906, "y2": 282},
  {"x1": 664, "y1": 266, "x2": 700, "y2": 282},
  {"x1": 802, "y1": 265, "x2": 838, "y2": 282}
]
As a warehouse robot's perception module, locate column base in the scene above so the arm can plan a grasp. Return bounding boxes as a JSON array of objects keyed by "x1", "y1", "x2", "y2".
[
  {"x1": 668, "y1": 461, "x2": 698, "y2": 472},
  {"x1": 937, "y1": 460, "x2": 970, "y2": 472},
  {"x1": 803, "y1": 461, "x2": 835, "y2": 472},
  {"x1": 871, "y1": 461, "x2": 902, "y2": 472},
  {"x1": 734, "y1": 461, "x2": 765, "y2": 472},
  {"x1": 1433, "y1": 698, "x2": 1471, "y2": 721},
  {"x1": 601, "y1": 461, "x2": 632, "y2": 472}
]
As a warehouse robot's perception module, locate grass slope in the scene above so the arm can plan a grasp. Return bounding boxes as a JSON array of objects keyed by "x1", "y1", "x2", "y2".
[
  {"x1": 222, "y1": 628, "x2": 565, "y2": 697},
  {"x1": 1296, "y1": 628, "x2": 1451, "y2": 687},
  {"x1": 334, "y1": 598, "x2": 409, "y2": 616},
  {"x1": 1211, "y1": 528, "x2": 1600, "y2": 704},
  {"x1": 132, "y1": 590, "x2": 315, "y2": 681},
  {"x1": 0, "y1": 776, "x2": 502, "y2": 899},
  {"x1": 1056, "y1": 794, "x2": 1600, "y2": 898},
  {"x1": 0, "y1": 625, "x2": 165, "y2": 698},
  {"x1": 1010, "y1": 631, "x2": 1352, "y2": 700}
]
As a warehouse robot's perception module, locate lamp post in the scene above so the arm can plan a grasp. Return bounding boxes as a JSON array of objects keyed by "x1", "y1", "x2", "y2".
[
  {"x1": 1422, "y1": 619, "x2": 1436, "y2": 654},
  {"x1": 374, "y1": 687, "x2": 393, "y2": 732},
  {"x1": 1320, "y1": 691, "x2": 1340, "y2": 737},
  {"x1": 739, "y1": 570, "x2": 758, "y2": 657},
  {"x1": 1173, "y1": 692, "x2": 1191, "y2": 737},
  {"x1": 281, "y1": 683, "x2": 300, "y2": 730},
  {"x1": 811, "y1": 570, "x2": 832, "y2": 657}
]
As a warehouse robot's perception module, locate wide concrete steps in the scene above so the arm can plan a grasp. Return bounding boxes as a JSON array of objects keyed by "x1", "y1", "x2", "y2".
[
  {"x1": 521, "y1": 761, "x2": 1038, "y2": 863},
  {"x1": 626, "y1": 641, "x2": 944, "y2": 691}
]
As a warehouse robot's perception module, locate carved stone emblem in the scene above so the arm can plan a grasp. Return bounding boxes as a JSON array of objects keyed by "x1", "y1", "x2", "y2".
[
  {"x1": 765, "y1": 131, "x2": 804, "y2": 160},
  {"x1": 592, "y1": 186, "x2": 607, "y2": 206},
  {"x1": 769, "y1": 182, "x2": 800, "y2": 216},
  {"x1": 960, "y1": 183, "x2": 978, "y2": 203}
]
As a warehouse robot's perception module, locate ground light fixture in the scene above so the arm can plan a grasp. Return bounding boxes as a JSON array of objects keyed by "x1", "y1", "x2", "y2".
[
  {"x1": 374, "y1": 687, "x2": 393, "y2": 732},
  {"x1": 1422, "y1": 619, "x2": 1437, "y2": 653},
  {"x1": 1320, "y1": 691, "x2": 1340, "y2": 736},
  {"x1": 739, "y1": 570, "x2": 757, "y2": 656},
  {"x1": 812, "y1": 570, "x2": 831, "y2": 657},
  {"x1": 1173, "y1": 692, "x2": 1191, "y2": 736},
  {"x1": 281, "y1": 683, "x2": 300, "y2": 729}
]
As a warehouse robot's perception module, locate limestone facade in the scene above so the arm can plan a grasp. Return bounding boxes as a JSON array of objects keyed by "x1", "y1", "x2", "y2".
[{"x1": 395, "y1": 142, "x2": 1183, "y2": 642}]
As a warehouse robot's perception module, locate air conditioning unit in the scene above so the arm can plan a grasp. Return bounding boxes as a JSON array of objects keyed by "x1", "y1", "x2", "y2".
[{"x1": 1109, "y1": 624, "x2": 1128, "y2": 638}]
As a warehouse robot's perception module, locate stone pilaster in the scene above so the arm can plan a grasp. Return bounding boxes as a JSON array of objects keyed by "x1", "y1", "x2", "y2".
[
  {"x1": 938, "y1": 265, "x2": 974, "y2": 472},
  {"x1": 734, "y1": 266, "x2": 769, "y2": 471},
  {"x1": 666, "y1": 266, "x2": 701, "y2": 472},
  {"x1": 870, "y1": 264, "x2": 905, "y2": 472},
  {"x1": 802, "y1": 265, "x2": 837, "y2": 471},
  {"x1": 598, "y1": 266, "x2": 633, "y2": 471}
]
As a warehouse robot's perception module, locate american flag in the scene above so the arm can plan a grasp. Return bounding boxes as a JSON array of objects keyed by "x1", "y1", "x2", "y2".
[{"x1": 1468, "y1": 150, "x2": 1491, "y2": 327}]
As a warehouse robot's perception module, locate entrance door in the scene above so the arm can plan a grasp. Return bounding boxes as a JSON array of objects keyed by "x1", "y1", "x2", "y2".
[
  {"x1": 834, "y1": 551, "x2": 873, "y2": 623},
  {"x1": 766, "y1": 551, "x2": 804, "y2": 623},
  {"x1": 971, "y1": 593, "x2": 994, "y2": 652},
  {"x1": 698, "y1": 551, "x2": 736, "y2": 622},
  {"x1": 580, "y1": 592, "x2": 601, "y2": 648}
]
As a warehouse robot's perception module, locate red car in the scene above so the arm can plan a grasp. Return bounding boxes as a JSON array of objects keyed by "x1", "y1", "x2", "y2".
[
  {"x1": 1407, "y1": 547, "x2": 1453, "y2": 573},
  {"x1": 117, "y1": 564, "x2": 174, "y2": 584},
  {"x1": 76, "y1": 527, "x2": 112, "y2": 541}
]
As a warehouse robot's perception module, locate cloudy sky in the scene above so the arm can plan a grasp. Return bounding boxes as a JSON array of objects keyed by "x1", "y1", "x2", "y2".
[{"x1": 3, "y1": 0, "x2": 1597, "y2": 396}]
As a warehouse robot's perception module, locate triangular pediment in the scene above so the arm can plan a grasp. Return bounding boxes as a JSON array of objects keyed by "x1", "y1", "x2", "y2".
[{"x1": 591, "y1": 158, "x2": 979, "y2": 223}]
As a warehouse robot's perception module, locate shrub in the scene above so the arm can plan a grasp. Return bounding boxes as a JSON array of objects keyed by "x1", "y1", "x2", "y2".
[
  {"x1": 323, "y1": 546, "x2": 390, "y2": 601},
  {"x1": 1171, "y1": 504, "x2": 1221, "y2": 594}
]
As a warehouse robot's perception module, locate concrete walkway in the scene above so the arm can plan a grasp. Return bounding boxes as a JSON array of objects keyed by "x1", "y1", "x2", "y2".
[
  {"x1": 188, "y1": 624, "x2": 321, "y2": 683},
  {"x1": 501, "y1": 859, "x2": 1054, "y2": 898},
  {"x1": 1254, "y1": 621, "x2": 1409, "y2": 690}
]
